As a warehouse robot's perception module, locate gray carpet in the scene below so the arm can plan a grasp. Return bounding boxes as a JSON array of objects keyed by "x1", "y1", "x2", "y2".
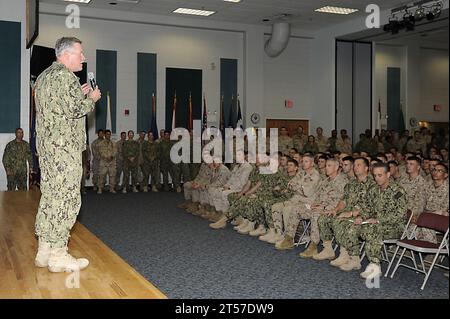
[{"x1": 78, "y1": 191, "x2": 449, "y2": 299}]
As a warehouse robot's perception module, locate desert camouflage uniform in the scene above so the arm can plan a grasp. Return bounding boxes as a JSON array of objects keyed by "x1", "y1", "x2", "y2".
[
  {"x1": 2, "y1": 139, "x2": 33, "y2": 191},
  {"x1": 399, "y1": 174, "x2": 428, "y2": 218},
  {"x1": 200, "y1": 164, "x2": 230, "y2": 205},
  {"x1": 339, "y1": 182, "x2": 407, "y2": 264},
  {"x1": 285, "y1": 173, "x2": 348, "y2": 243},
  {"x1": 183, "y1": 163, "x2": 212, "y2": 201},
  {"x1": 278, "y1": 135, "x2": 294, "y2": 155},
  {"x1": 292, "y1": 134, "x2": 308, "y2": 153},
  {"x1": 91, "y1": 137, "x2": 103, "y2": 188},
  {"x1": 34, "y1": 61, "x2": 95, "y2": 248},
  {"x1": 271, "y1": 169, "x2": 321, "y2": 233},
  {"x1": 98, "y1": 138, "x2": 116, "y2": 190},
  {"x1": 316, "y1": 135, "x2": 328, "y2": 153}
]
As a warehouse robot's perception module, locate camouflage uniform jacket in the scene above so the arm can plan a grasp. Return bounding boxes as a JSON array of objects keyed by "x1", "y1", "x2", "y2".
[
  {"x1": 2, "y1": 140, "x2": 33, "y2": 174},
  {"x1": 98, "y1": 139, "x2": 116, "y2": 162},
  {"x1": 313, "y1": 173, "x2": 348, "y2": 210},
  {"x1": 35, "y1": 62, "x2": 95, "y2": 154},
  {"x1": 123, "y1": 140, "x2": 139, "y2": 159},
  {"x1": 142, "y1": 140, "x2": 160, "y2": 163},
  {"x1": 340, "y1": 175, "x2": 376, "y2": 213},
  {"x1": 425, "y1": 180, "x2": 449, "y2": 213},
  {"x1": 399, "y1": 174, "x2": 428, "y2": 215}
]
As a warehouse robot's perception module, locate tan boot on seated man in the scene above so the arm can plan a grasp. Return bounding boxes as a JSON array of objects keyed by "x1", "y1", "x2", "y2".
[
  {"x1": 299, "y1": 242, "x2": 318, "y2": 258},
  {"x1": 312, "y1": 240, "x2": 335, "y2": 260},
  {"x1": 178, "y1": 200, "x2": 192, "y2": 209},
  {"x1": 275, "y1": 235, "x2": 295, "y2": 250},
  {"x1": 330, "y1": 247, "x2": 350, "y2": 267},
  {"x1": 231, "y1": 216, "x2": 244, "y2": 226},
  {"x1": 209, "y1": 213, "x2": 227, "y2": 229}
]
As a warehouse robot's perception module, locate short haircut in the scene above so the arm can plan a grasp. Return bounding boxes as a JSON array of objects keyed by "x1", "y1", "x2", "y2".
[
  {"x1": 342, "y1": 156, "x2": 354, "y2": 163},
  {"x1": 164, "y1": 130, "x2": 171, "y2": 134},
  {"x1": 372, "y1": 162, "x2": 389, "y2": 173},
  {"x1": 406, "y1": 156, "x2": 422, "y2": 165},
  {"x1": 104, "y1": 129, "x2": 111, "y2": 134},
  {"x1": 355, "y1": 157, "x2": 370, "y2": 168},
  {"x1": 97, "y1": 129, "x2": 104, "y2": 133},
  {"x1": 303, "y1": 153, "x2": 315, "y2": 160},
  {"x1": 121, "y1": 131, "x2": 126, "y2": 135},
  {"x1": 15, "y1": 127, "x2": 23, "y2": 133},
  {"x1": 326, "y1": 157, "x2": 340, "y2": 165},
  {"x1": 290, "y1": 147, "x2": 298, "y2": 153},
  {"x1": 318, "y1": 155, "x2": 329, "y2": 161},
  {"x1": 55, "y1": 37, "x2": 82, "y2": 57},
  {"x1": 127, "y1": 130, "x2": 134, "y2": 134},
  {"x1": 287, "y1": 159, "x2": 299, "y2": 167},
  {"x1": 387, "y1": 160, "x2": 399, "y2": 167}
]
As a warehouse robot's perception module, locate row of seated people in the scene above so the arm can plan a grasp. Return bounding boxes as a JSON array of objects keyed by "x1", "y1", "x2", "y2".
[{"x1": 179, "y1": 149, "x2": 449, "y2": 280}]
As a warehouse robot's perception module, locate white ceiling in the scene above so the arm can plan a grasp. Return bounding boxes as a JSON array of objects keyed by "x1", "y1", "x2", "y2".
[{"x1": 40, "y1": 0, "x2": 406, "y2": 30}]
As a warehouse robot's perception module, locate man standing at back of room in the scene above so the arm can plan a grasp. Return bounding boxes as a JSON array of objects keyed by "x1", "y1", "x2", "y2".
[{"x1": 34, "y1": 37, "x2": 101, "y2": 272}]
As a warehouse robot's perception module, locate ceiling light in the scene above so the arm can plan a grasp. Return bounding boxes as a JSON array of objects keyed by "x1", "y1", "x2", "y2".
[
  {"x1": 63, "y1": 0, "x2": 92, "y2": 3},
  {"x1": 414, "y1": 7, "x2": 425, "y2": 21},
  {"x1": 315, "y1": 6, "x2": 358, "y2": 15},
  {"x1": 173, "y1": 8, "x2": 216, "y2": 16},
  {"x1": 223, "y1": 0, "x2": 241, "y2": 2}
]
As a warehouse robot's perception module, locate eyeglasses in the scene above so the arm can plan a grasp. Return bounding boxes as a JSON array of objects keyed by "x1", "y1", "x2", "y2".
[{"x1": 431, "y1": 168, "x2": 447, "y2": 173}]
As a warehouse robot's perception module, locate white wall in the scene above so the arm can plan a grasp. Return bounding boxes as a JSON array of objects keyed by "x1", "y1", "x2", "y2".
[
  {"x1": 374, "y1": 44, "x2": 407, "y2": 129},
  {"x1": 0, "y1": 0, "x2": 30, "y2": 190},
  {"x1": 263, "y1": 36, "x2": 313, "y2": 133},
  {"x1": 375, "y1": 43, "x2": 449, "y2": 129},
  {"x1": 37, "y1": 13, "x2": 245, "y2": 140}
]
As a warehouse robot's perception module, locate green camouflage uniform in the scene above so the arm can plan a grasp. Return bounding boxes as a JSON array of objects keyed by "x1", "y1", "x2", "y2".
[
  {"x1": 159, "y1": 139, "x2": 180, "y2": 190},
  {"x1": 122, "y1": 139, "x2": 140, "y2": 188},
  {"x1": 98, "y1": 139, "x2": 116, "y2": 190},
  {"x1": 2, "y1": 139, "x2": 33, "y2": 191},
  {"x1": 34, "y1": 61, "x2": 95, "y2": 248},
  {"x1": 318, "y1": 175, "x2": 376, "y2": 244},
  {"x1": 263, "y1": 172, "x2": 296, "y2": 227},
  {"x1": 142, "y1": 140, "x2": 160, "y2": 188},
  {"x1": 340, "y1": 182, "x2": 407, "y2": 264}
]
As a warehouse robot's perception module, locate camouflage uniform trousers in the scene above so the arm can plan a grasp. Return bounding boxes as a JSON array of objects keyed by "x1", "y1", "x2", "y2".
[
  {"x1": 179, "y1": 163, "x2": 191, "y2": 183},
  {"x1": 183, "y1": 181, "x2": 194, "y2": 200},
  {"x1": 183, "y1": 182, "x2": 204, "y2": 202},
  {"x1": 35, "y1": 149, "x2": 82, "y2": 248},
  {"x1": 199, "y1": 187, "x2": 212, "y2": 205},
  {"x1": 271, "y1": 196, "x2": 310, "y2": 234},
  {"x1": 317, "y1": 215, "x2": 349, "y2": 243},
  {"x1": 339, "y1": 222, "x2": 403, "y2": 264},
  {"x1": 142, "y1": 162, "x2": 160, "y2": 188},
  {"x1": 92, "y1": 158, "x2": 100, "y2": 187},
  {"x1": 160, "y1": 162, "x2": 180, "y2": 190},
  {"x1": 285, "y1": 206, "x2": 326, "y2": 244},
  {"x1": 208, "y1": 187, "x2": 239, "y2": 214},
  {"x1": 123, "y1": 159, "x2": 139, "y2": 188},
  {"x1": 99, "y1": 160, "x2": 116, "y2": 190},
  {"x1": 6, "y1": 171, "x2": 27, "y2": 191},
  {"x1": 228, "y1": 194, "x2": 265, "y2": 224},
  {"x1": 116, "y1": 159, "x2": 124, "y2": 187}
]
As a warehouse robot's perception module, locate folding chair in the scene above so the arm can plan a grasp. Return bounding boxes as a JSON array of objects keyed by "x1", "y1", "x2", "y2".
[
  {"x1": 294, "y1": 219, "x2": 311, "y2": 247},
  {"x1": 388, "y1": 213, "x2": 449, "y2": 290},
  {"x1": 383, "y1": 210, "x2": 414, "y2": 275}
]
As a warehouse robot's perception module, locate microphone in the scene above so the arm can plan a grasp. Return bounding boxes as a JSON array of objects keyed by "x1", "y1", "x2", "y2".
[{"x1": 87, "y1": 72, "x2": 97, "y2": 90}]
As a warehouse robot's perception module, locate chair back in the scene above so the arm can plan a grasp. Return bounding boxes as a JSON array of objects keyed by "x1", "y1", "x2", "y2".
[{"x1": 416, "y1": 213, "x2": 449, "y2": 233}]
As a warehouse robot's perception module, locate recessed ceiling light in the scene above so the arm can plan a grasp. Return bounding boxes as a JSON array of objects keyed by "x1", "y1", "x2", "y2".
[
  {"x1": 63, "y1": 0, "x2": 92, "y2": 3},
  {"x1": 223, "y1": 0, "x2": 242, "y2": 3},
  {"x1": 173, "y1": 8, "x2": 216, "y2": 17},
  {"x1": 315, "y1": 6, "x2": 358, "y2": 15}
]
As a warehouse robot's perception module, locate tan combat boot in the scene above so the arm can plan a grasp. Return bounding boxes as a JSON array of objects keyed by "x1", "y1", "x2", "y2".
[
  {"x1": 249, "y1": 225, "x2": 267, "y2": 237},
  {"x1": 231, "y1": 216, "x2": 244, "y2": 226},
  {"x1": 267, "y1": 230, "x2": 284, "y2": 244},
  {"x1": 330, "y1": 247, "x2": 350, "y2": 267},
  {"x1": 132, "y1": 186, "x2": 139, "y2": 193},
  {"x1": 360, "y1": 263, "x2": 381, "y2": 279},
  {"x1": 339, "y1": 255, "x2": 361, "y2": 271},
  {"x1": 210, "y1": 215, "x2": 227, "y2": 229},
  {"x1": 237, "y1": 221, "x2": 255, "y2": 234},
  {"x1": 299, "y1": 242, "x2": 318, "y2": 258},
  {"x1": 35, "y1": 240, "x2": 51, "y2": 267},
  {"x1": 48, "y1": 247, "x2": 89, "y2": 273},
  {"x1": 234, "y1": 219, "x2": 249, "y2": 231},
  {"x1": 152, "y1": 185, "x2": 159, "y2": 192},
  {"x1": 275, "y1": 235, "x2": 294, "y2": 250},
  {"x1": 143, "y1": 186, "x2": 148, "y2": 193},
  {"x1": 259, "y1": 228, "x2": 276, "y2": 242},
  {"x1": 312, "y1": 241, "x2": 335, "y2": 260}
]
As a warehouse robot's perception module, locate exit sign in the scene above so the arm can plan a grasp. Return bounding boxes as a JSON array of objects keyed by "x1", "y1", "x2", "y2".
[{"x1": 285, "y1": 100, "x2": 294, "y2": 108}]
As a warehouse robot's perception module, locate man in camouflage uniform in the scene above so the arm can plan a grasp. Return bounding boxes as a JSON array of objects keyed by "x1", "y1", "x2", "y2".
[
  {"x1": 419, "y1": 163, "x2": 449, "y2": 243},
  {"x1": 198, "y1": 158, "x2": 231, "y2": 221},
  {"x1": 399, "y1": 156, "x2": 428, "y2": 220},
  {"x1": 137, "y1": 131, "x2": 146, "y2": 189},
  {"x1": 336, "y1": 129, "x2": 352, "y2": 155},
  {"x1": 115, "y1": 132, "x2": 126, "y2": 190},
  {"x1": 98, "y1": 129, "x2": 116, "y2": 194},
  {"x1": 276, "y1": 158, "x2": 347, "y2": 251},
  {"x1": 208, "y1": 150, "x2": 253, "y2": 229},
  {"x1": 278, "y1": 127, "x2": 294, "y2": 155},
  {"x1": 122, "y1": 130, "x2": 140, "y2": 193},
  {"x1": 339, "y1": 162, "x2": 407, "y2": 279},
  {"x1": 91, "y1": 129, "x2": 104, "y2": 191},
  {"x1": 2, "y1": 127, "x2": 33, "y2": 191},
  {"x1": 269, "y1": 154, "x2": 321, "y2": 245},
  {"x1": 141, "y1": 131, "x2": 160, "y2": 192},
  {"x1": 34, "y1": 37, "x2": 101, "y2": 272},
  {"x1": 259, "y1": 158, "x2": 299, "y2": 242},
  {"x1": 327, "y1": 130, "x2": 338, "y2": 153},
  {"x1": 315, "y1": 127, "x2": 328, "y2": 153},
  {"x1": 341, "y1": 156, "x2": 355, "y2": 180},
  {"x1": 160, "y1": 130, "x2": 181, "y2": 192},
  {"x1": 292, "y1": 126, "x2": 308, "y2": 153},
  {"x1": 406, "y1": 131, "x2": 427, "y2": 154},
  {"x1": 311, "y1": 157, "x2": 375, "y2": 270},
  {"x1": 81, "y1": 143, "x2": 91, "y2": 194}
]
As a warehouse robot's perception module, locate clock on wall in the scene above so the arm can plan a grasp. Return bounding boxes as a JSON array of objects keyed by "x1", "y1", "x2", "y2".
[
  {"x1": 409, "y1": 117, "x2": 418, "y2": 127},
  {"x1": 251, "y1": 113, "x2": 260, "y2": 125}
]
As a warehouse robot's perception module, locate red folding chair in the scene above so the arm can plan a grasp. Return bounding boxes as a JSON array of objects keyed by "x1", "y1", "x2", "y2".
[{"x1": 388, "y1": 213, "x2": 449, "y2": 290}]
